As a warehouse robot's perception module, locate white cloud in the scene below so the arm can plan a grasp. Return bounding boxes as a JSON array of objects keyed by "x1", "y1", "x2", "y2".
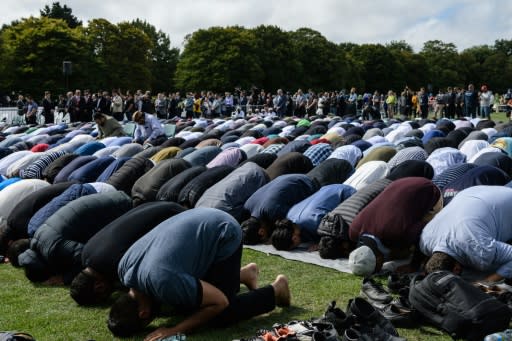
[{"x1": 1, "y1": 0, "x2": 509, "y2": 51}]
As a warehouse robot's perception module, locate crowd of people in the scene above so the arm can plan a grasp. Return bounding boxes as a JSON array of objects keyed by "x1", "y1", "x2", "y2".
[
  {"x1": 2, "y1": 87, "x2": 512, "y2": 339},
  {"x1": 6, "y1": 85, "x2": 512, "y2": 127}
]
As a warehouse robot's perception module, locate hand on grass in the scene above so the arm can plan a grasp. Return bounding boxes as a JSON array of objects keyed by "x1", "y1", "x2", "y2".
[{"x1": 144, "y1": 327, "x2": 178, "y2": 341}]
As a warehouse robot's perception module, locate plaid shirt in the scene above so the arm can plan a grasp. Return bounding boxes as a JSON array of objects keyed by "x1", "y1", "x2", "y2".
[
  {"x1": 304, "y1": 143, "x2": 333, "y2": 166},
  {"x1": 260, "y1": 143, "x2": 285, "y2": 155}
]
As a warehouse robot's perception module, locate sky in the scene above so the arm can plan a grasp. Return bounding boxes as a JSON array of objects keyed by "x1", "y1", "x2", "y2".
[{"x1": 2, "y1": 0, "x2": 511, "y2": 52}]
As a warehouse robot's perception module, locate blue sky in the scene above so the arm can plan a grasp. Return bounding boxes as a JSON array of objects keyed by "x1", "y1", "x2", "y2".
[{"x1": 2, "y1": 0, "x2": 511, "y2": 52}]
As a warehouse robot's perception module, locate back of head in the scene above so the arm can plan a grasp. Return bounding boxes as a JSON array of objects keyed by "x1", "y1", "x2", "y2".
[
  {"x1": 319, "y1": 236, "x2": 346, "y2": 259},
  {"x1": 241, "y1": 217, "x2": 261, "y2": 245},
  {"x1": 271, "y1": 219, "x2": 295, "y2": 250},
  {"x1": 6, "y1": 239, "x2": 29, "y2": 267},
  {"x1": 0, "y1": 223, "x2": 8, "y2": 256},
  {"x1": 70, "y1": 270, "x2": 103, "y2": 306},
  {"x1": 108, "y1": 293, "x2": 144, "y2": 337},
  {"x1": 425, "y1": 252, "x2": 457, "y2": 274}
]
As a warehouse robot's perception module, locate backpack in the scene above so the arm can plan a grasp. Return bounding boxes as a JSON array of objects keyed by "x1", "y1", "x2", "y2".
[{"x1": 408, "y1": 271, "x2": 512, "y2": 341}]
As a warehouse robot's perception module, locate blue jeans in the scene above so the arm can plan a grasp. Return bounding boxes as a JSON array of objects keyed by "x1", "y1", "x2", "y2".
[{"x1": 480, "y1": 106, "x2": 491, "y2": 118}]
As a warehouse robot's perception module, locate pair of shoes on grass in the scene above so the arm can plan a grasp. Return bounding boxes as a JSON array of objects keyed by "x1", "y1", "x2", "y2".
[{"x1": 359, "y1": 278, "x2": 415, "y2": 328}]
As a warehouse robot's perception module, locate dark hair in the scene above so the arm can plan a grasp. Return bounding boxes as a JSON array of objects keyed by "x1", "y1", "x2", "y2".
[
  {"x1": 271, "y1": 219, "x2": 295, "y2": 250},
  {"x1": 70, "y1": 271, "x2": 105, "y2": 306},
  {"x1": 0, "y1": 224, "x2": 9, "y2": 256},
  {"x1": 319, "y1": 236, "x2": 344, "y2": 259},
  {"x1": 7, "y1": 239, "x2": 29, "y2": 268},
  {"x1": 241, "y1": 217, "x2": 261, "y2": 245},
  {"x1": 108, "y1": 293, "x2": 144, "y2": 337},
  {"x1": 24, "y1": 261, "x2": 52, "y2": 283},
  {"x1": 425, "y1": 252, "x2": 457, "y2": 273},
  {"x1": 93, "y1": 113, "x2": 104, "y2": 120}
]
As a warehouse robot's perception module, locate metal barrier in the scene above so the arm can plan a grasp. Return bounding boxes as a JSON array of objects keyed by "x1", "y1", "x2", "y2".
[{"x1": 0, "y1": 107, "x2": 46, "y2": 125}]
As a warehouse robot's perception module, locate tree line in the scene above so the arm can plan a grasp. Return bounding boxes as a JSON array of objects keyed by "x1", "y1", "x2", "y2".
[{"x1": 1, "y1": 2, "x2": 511, "y2": 99}]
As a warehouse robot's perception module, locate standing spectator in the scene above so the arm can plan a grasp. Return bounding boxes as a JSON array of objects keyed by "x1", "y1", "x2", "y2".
[
  {"x1": 275, "y1": 89, "x2": 287, "y2": 118},
  {"x1": 140, "y1": 91, "x2": 153, "y2": 114},
  {"x1": 193, "y1": 93, "x2": 202, "y2": 118},
  {"x1": 41, "y1": 91, "x2": 54, "y2": 124},
  {"x1": 446, "y1": 87, "x2": 456, "y2": 119},
  {"x1": 347, "y1": 87, "x2": 358, "y2": 116},
  {"x1": 295, "y1": 89, "x2": 306, "y2": 118},
  {"x1": 211, "y1": 93, "x2": 222, "y2": 118},
  {"x1": 403, "y1": 87, "x2": 413, "y2": 118},
  {"x1": 83, "y1": 90, "x2": 95, "y2": 122},
  {"x1": 479, "y1": 85, "x2": 492, "y2": 119},
  {"x1": 16, "y1": 95, "x2": 27, "y2": 118},
  {"x1": 25, "y1": 95, "x2": 38, "y2": 124},
  {"x1": 306, "y1": 91, "x2": 318, "y2": 117},
  {"x1": 57, "y1": 94, "x2": 66, "y2": 116},
  {"x1": 455, "y1": 87, "x2": 464, "y2": 117},
  {"x1": 123, "y1": 91, "x2": 135, "y2": 121},
  {"x1": 464, "y1": 84, "x2": 478, "y2": 118},
  {"x1": 224, "y1": 92, "x2": 234, "y2": 117},
  {"x1": 96, "y1": 91, "x2": 111, "y2": 115},
  {"x1": 184, "y1": 93, "x2": 194, "y2": 119},
  {"x1": 434, "y1": 89, "x2": 446, "y2": 119},
  {"x1": 154, "y1": 93, "x2": 167, "y2": 119},
  {"x1": 111, "y1": 89, "x2": 124, "y2": 121},
  {"x1": 69, "y1": 89, "x2": 85, "y2": 122},
  {"x1": 418, "y1": 87, "x2": 429, "y2": 119},
  {"x1": 168, "y1": 92, "x2": 180, "y2": 118},
  {"x1": 385, "y1": 90, "x2": 396, "y2": 119}
]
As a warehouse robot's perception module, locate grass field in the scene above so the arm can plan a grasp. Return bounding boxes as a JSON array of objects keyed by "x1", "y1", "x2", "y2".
[
  {"x1": 0, "y1": 249, "x2": 451, "y2": 341},
  {"x1": 1, "y1": 113, "x2": 508, "y2": 341}
]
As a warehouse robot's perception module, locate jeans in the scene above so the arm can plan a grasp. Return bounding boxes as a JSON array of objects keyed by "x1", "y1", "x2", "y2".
[{"x1": 480, "y1": 106, "x2": 491, "y2": 119}]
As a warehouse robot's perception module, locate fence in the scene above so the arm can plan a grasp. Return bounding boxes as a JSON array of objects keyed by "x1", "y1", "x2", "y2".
[{"x1": 0, "y1": 107, "x2": 69, "y2": 125}]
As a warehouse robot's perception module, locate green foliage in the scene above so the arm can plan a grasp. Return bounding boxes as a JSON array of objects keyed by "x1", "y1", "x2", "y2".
[
  {"x1": 0, "y1": 16, "x2": 90, "y2": 96},
  {"x1": 1, "y1": 3, "x2": 512, "y2": 96},
  {"x1": 40, "y1": 1, "x2": 82, "y2": 28},
  {"x1": 175, "y1": 26, "x2": 263, "y2": 91},
  {"x1": 131, "y1": 19, "x2": 180, "y2": 92}
]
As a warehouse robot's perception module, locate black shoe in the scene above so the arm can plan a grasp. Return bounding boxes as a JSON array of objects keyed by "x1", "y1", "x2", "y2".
[
  {"x1": 387, "y1": 273, "x2": 417, "y2": 294},
  {"x1": 360, "y1": 278, "x2": 392, "y2": 305},
  {"x1": 343, "y1": 326, "x2": 406, "y2": 341},
  {"x1": 378, "y1": 303, "x2": 415, "y2": 328},
  {"x1": 347, "y1": 297, "x2": 399, "y2": 337},
  {"x1": 314, "y1": 301, "x2": 354, "y2": 334}
]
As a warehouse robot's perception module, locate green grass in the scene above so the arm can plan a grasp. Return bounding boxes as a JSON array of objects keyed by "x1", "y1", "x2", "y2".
[
  {"x1": 0, "y1": 249, "x2": 451, "y2": 341},
  {"x1": 3, "y1": 114, "x2": 509, "y2": 341}
]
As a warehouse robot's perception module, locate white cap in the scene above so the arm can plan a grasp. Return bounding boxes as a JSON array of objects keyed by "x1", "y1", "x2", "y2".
[{"x1": 348, "y1": 245, "x2": 376, "y2": 276}]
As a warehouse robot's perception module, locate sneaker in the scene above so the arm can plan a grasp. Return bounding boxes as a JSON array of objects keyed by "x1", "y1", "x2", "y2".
[
  {"x1": 347, "y1": 297, "x2": 399, "y2": 337},
  {"x1": 360, "y1": 278, "x2": 392, "y2": 305}
]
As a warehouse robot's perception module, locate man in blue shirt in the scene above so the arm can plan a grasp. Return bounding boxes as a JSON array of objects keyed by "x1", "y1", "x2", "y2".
[
  {"x1": 108, "y1": 208, "x2": 290, "y2": 341},
  {"x1": 420, "y1": 186, "x2": 512, "y2": 282},
  {"x1": 132, "y1": 110, "x2": 166, "y2": 146}
]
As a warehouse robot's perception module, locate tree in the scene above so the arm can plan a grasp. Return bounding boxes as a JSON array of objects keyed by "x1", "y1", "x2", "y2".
[
  {"x1": 420, "y1": 40, "x2": 462, "y2": 90},
  {"x1": 289, "y1": 28, "x2": 348, "y2": 91},
  {"x1": 131, "y1": 19, "x2": 179, "y2": 92},
  {"x1": 40, "y1": 2, "x2": 82, "y2": 28},
  {"x1": 250, "y1": 25, "x2": 301, "y2": 92},
  {"x1": 494, "y1": 39, "x2": 512, "y2": 57},
  {"x1": 85, "y1": 19, "x2": 152, "y2": 91},
  {"x1": 175, "y1": 26, "x2": 263, "y2": 91},
  {"x1": 351, "y1": 44, "x2": 404, "y2": 92},
  {"x1": 386, "y1": 40, "x2": 413, "y2": 54},
  {"x1": 0, "y1": 16, "x2": 90, "y2": 96}
]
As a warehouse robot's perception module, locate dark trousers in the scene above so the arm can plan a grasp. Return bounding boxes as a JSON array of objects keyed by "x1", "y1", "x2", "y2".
[{"x1": 204, "y1": 245, "x2": 276, "y2": 327}]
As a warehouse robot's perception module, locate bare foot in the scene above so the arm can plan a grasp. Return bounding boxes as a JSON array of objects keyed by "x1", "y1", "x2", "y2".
[
  {"x1": 240, "y1": 263, "x2": 259, "y2": 290},
  {"x1": 272, "y1": 274, "x2": 291, "y2": 307}
]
